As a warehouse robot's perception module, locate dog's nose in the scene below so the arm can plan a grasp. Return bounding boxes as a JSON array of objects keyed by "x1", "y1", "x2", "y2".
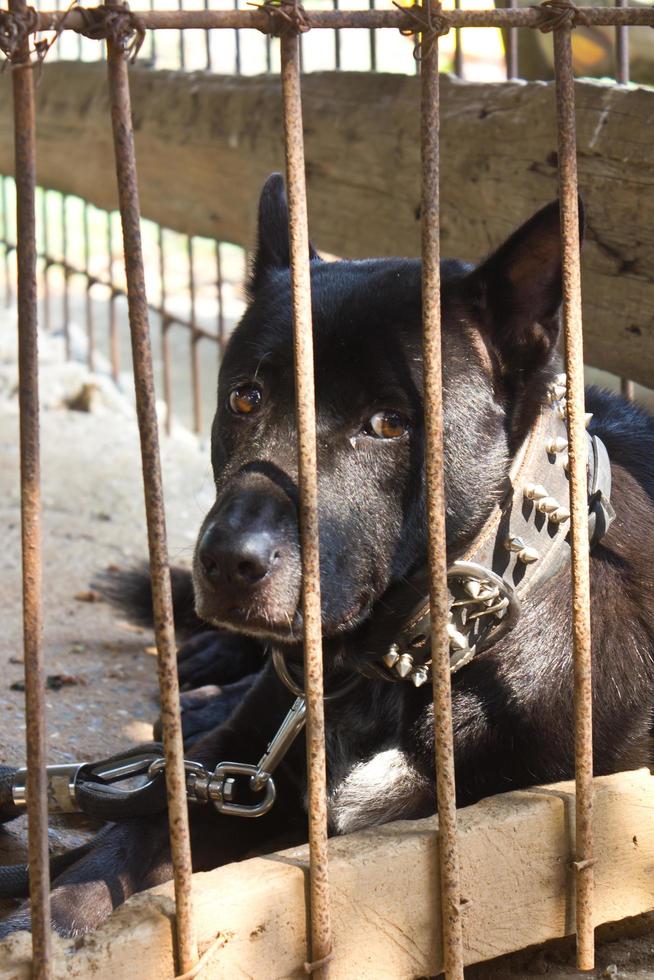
[{"x1": 199, "y1": 528, "x2": 279, "y2": 588}]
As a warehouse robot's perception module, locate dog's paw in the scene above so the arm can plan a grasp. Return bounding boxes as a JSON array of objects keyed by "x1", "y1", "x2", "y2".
[
  {"x1": 177, "y1": 630, "x2": 263, "y2": 690},
  {"x1": 154, "y1": 675, "x2": 259, "y2": 746}
]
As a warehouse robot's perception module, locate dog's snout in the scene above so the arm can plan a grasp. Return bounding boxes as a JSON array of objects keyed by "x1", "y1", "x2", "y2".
[{"x1": 199, "y1": 527, "x2": 280, "y2": 588}]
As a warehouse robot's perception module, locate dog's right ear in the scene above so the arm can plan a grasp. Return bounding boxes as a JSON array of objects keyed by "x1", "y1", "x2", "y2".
[{"x1": 248, "y1": 173, "x2": 319, "y2": 297}]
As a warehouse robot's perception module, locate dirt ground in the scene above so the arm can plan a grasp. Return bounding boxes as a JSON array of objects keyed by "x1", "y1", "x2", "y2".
[{"x1": 1, "y1": 334, "x2": 653, "y2": 978}]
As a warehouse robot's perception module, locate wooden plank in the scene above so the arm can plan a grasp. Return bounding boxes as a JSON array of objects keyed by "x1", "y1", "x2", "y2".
[
  {"x1": 1, "y1": 770, "x2": 654, "y2": 978},
  {"x1": 0, "y1": 65, "x2": 653, "y2": 385}
]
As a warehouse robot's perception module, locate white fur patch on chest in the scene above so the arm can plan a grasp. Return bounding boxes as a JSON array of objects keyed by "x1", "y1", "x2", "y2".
[{"x1": 327, "y1": 748, "x2": 430, "y2": 835}]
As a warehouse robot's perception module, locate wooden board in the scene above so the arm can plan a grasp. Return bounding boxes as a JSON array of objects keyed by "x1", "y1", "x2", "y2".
[
  {"x1": 1, "y1": 770, "x2": 653, "y2": 978},
  {"x1": 0, "y1": 64, "x2": 653, "y2": 386}
]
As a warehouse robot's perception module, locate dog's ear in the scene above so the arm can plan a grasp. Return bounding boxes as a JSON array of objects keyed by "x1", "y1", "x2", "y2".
[
  {"x1": 466, "y1": 198, "x2": 584, "y2": 376},
  {"x1": 249, "y1": 172, "x2": 320, "y2": 297}
]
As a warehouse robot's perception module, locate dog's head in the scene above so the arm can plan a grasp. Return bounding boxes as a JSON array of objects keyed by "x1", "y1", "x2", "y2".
[{"x1": 193, "y1": 174, "x2": 579, "y2": 646}]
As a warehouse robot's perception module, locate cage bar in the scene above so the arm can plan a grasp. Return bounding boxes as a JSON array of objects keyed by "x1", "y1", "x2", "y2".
[
  {"x1": 506, "y1": 0, "x2": 518, "y2": 78},
  {"x1": 188, "y1": 236, "x2": 202, "y2": 434},
  {"x1": 420, "y1": 28, "x2": 465, "y2": 980},
  {"x1": 104, "y1": 12, "x2": 199, "y2": 972},
  {"x1": 107, "y1": 211, "x2": 120, "y2": 383},
  {"x1": 279, "y1": 27, "x2": 333, "y2": 977},
  {"x1": 83, "y1": 202, "x2": 95, "y2": 372},
  {"x1": 552, "y1": 25, "x2": 595, "y2": 973},
  {"x1": 32, "y1": 6, "x2": 654, "y2": 33},
  {"x1": 61, "y1": 193, "x2": 71, "y2": 360},
  {"x1": 10, "y1": 1, "x2": 52, "y2": 974}
]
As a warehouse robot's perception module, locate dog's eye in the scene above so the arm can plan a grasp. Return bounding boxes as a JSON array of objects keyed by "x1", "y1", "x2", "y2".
[
  {"x1": 229, "y1": 384, "x2": 262, "y2": 416},
  {"x1": 366, "y1": 411, "x2": 409, "y2": 440}
]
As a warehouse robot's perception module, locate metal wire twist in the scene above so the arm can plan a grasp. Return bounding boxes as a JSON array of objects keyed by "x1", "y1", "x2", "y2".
[
  {"x1": 538, "y1": 0, "x2": 590, "y2": 34},
  {"x1": 251, "y1": 0, "x2": 310, "y2": 37},
  {"x1": 77, "y1": 2, "x2": 145, "y2": 60},
  {"x1": 393, "y1": 0, "x2": 450, "y2": 61}
]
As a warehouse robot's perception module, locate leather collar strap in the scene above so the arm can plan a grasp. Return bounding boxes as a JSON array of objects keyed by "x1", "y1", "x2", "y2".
[{"x1": 364, "y1": 374, "x2": 616, "y2": 687}]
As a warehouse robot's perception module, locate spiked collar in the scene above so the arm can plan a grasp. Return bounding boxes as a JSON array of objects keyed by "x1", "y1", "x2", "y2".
[{"x1": 359, "y1": 373, "x2": 616, "y2": 688}]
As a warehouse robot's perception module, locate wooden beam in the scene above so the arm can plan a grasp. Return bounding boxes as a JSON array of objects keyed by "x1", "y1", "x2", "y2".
[
  {"x1": 2, "y1": 770, "x2": 654, "y2": 977},
  {"x1": 0, "y1": 64, "x2": 653, "y2": 386}
]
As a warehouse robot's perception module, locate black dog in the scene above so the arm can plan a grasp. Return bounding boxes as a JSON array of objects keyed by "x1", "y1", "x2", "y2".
[{"x1": 3, "y1": 173, "x2": 654, "y2": 937}]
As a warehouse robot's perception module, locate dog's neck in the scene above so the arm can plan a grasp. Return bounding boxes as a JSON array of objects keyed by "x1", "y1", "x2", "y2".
[{"x1": 352, "y1": 373, "x2": 615, "y2": 687}]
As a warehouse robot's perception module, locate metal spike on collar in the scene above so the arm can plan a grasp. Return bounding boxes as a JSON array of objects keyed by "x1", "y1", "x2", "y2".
[
  {"x1": 411, "y1": 666, "x2": 429, "y2": 688},
  {"x1": 524, "y1": 483, "x2": 548, "y2": 501},
  {"x1": 584, "y1": 413, "x2": 593, "y2": 428},
  {"x1": 549, "y1": 507, "x2": 571, "y2": 524},
  {"x1": 535, "y1": 496, "x2": 561, "y2": 515},
  {"x1": 447, "y1": 623, "x2": 468, "y2": 651},
  {"x1": 383, "y1": 645, "x2": 400, "y2": 669},
  {"x1": 504, "y1": 535, "x2": 539, "y2": 564},
  {"x1": 464, "y1": 579, "x2": 481, "y2": 599},
  {"x1": 546, "y1": 437, "x2": 568, "y2": 455},
  {"x1": 395, "y1": 653, "x2": 413, "y2": 678}
]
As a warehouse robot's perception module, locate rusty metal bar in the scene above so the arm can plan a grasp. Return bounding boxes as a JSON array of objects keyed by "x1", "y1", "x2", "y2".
[
  {"x1": 614, "y1": 0, "x2": 632, "y2": 401},
  {"x1": 280, "y1": 27, "x2": 333, "y2": 977},
  {"x1": 2, "y1": 177, "x2": 16, "y2": 311},
  {"x1": 104, "y1": 14, "x2": 198, "y2": 973},
  {"x1": 188, "y1": 235, "x2": 201, "y2": 433},
  {"x1": 506, "y1": 0, "x2": 518, "y2": 78},
  {"x1": 159, "y1": 226, "x2": 173, "y2": 435},
  {"x1": 368, "y1": 0, "x2": 376, "y2": 71},
  {"x1": 420, "y1": 28, "x2": 465, "y2": 980},
  {"x1": 40, "y1": 189, "x2": 50, "y2": 332},
  {"x1": 61, "y1": 193, "x2": 71, "y2": 360},
  {"x1": 215, "y1": 238, "x2": 226, "y2": 353},
  {"x1": 107, "y1": 211, "x2": 120, "y2": 383},
  {"x1": 552, "y1": 25, "x2": 595, "y2": 973},
  {"x1": 83, "y1": 202, "x2": 95, "y2": 372},
  {"x1": 614, "y1": 0, "x2": 629, "y2": 85},
  {"x1": 453, "y1": 0, "x2": 463, "y2": 77},
  {"x1": 32, "y1": 6, "x2": 654, "y2": 32},
  {"x1": 333, "y1": 0, "x2": 341, "y2": 68},
  {"x1": 11, "y1": 1, "x2": 52, "y2": 973}
]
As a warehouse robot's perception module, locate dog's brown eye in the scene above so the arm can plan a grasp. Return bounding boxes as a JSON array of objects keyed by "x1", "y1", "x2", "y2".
[
  {"x1": 229, "y1": 384, "x2": 262, "y2": 415},
  {"x1": 367, "y1": 411, "x2": 409, "y2": 439}
]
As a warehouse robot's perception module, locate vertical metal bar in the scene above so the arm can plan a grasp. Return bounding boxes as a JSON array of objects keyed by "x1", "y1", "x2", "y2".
[
  {"x1": 149, "y1": 0, "x2": 157, "y2": 65},
  {"x1": 177, "y1": 0, "x2": 185, "y2": 68},
  {"x1": 420, "y1": 30, "x2": 465, "y2": 980},
  {"x1": 3, "y1": 176, "x2": 15, "y2": 310},
  {"x1": 203, "y1": 0, "x2": 212, "y2": 69},
  {"x1": 188, "y1": 236, "x2": 201, "y2": 434},
  {"x1": 105, "y1": 19, "x2": 198, "y2": 973},
  {"x1": 368, "y1": 0, "x2": 376, "y2": 71},
  {"x1": 11, "y1": 2, "x2": 52, "y2": 973},
  {"x1": 107, "y1": 211, "x2": 120, "y2": 383},
  {"x1": 507, "y1": 0, "x2": 518, "y2": 79},
  {"x1": 41, "y1": 188, "x2": 50, "y2": 332},
  {"x1": 615, "y1": 0, "x2": 629, "y2": 85},
  {"x1": 453, "y1": 0, "x2": 463, "y2": 78},
  {"x1": 280, "y1": 28, "x2": 332, "y2": 977},
  {"x1": 552, "y1": 27, "x2": 595, "y2": 973},
  {"x1": 83, "y1": 203, "x2": 95, "y2": 372},
  {"x1": 332, "y1": 0, "x2": 341, "y2": 69},
  {"x1": 159, "y1": 226, "x2": 173, "y2": 435},
  {"x1": 215, "y1": 238, "x2": 226, "y2": 353},
  {"x1": 61, "y1": 193, "x2": 71, "y2": 360},
  {"x1": 234, "y1": 0, "x2": 241, "y2": 73},
  {"x1": 615, "y1": 0, "x2": 632, "y2": 400}
]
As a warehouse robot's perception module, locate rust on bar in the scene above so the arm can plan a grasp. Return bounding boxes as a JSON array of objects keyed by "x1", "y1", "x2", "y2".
[
  {"x1": 614, "y1": 0, "x2": 629, "y2": 85},
  {"x1": 104, "y1": 9, "x2": 198, "y2": 972},
  {"x1": 10, "y1": 0, "x2": 52, "y2": 973},
  {"x1": 107, "y1": 212, "x2": 120, "y2": 383},
  {"x1": 83, "y1": 202, "x2": 95, "y2": 372},
  {"x1": 159, "y1": 226, "x2": 173, "y2": 435},
  {"x1": 420, "y1": 20, "x2": 465, "y2": 980},
  {"x1": 32, "y1": 5, "x2": 654, "y2": 33},
  {"x1": 41, "y1": 189, "x2": 51, "y2": 333},
  {"x1": 280, "y1": 26, "x2": 333, "y2": 977},
  {"x1": 552, "y1": 24, "x2": 595, "y2": 973},
  {"x1": 507, "y1": 0, "x2": 518, "y2": 78},
  {"x1": 61, "y1": 194, "x2": 71, "y2": 360},
  {"x1": 453, "y1": 0, "x2": 462, "y2": 78},
  {"x1": 188, "y1": 235, "x2": 201, "y2": 433}
]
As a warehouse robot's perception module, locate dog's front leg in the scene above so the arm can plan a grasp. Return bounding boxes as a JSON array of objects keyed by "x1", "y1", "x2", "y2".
[{"x1": 0, "y1": 665, "x2": 308, "y2": 938}]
